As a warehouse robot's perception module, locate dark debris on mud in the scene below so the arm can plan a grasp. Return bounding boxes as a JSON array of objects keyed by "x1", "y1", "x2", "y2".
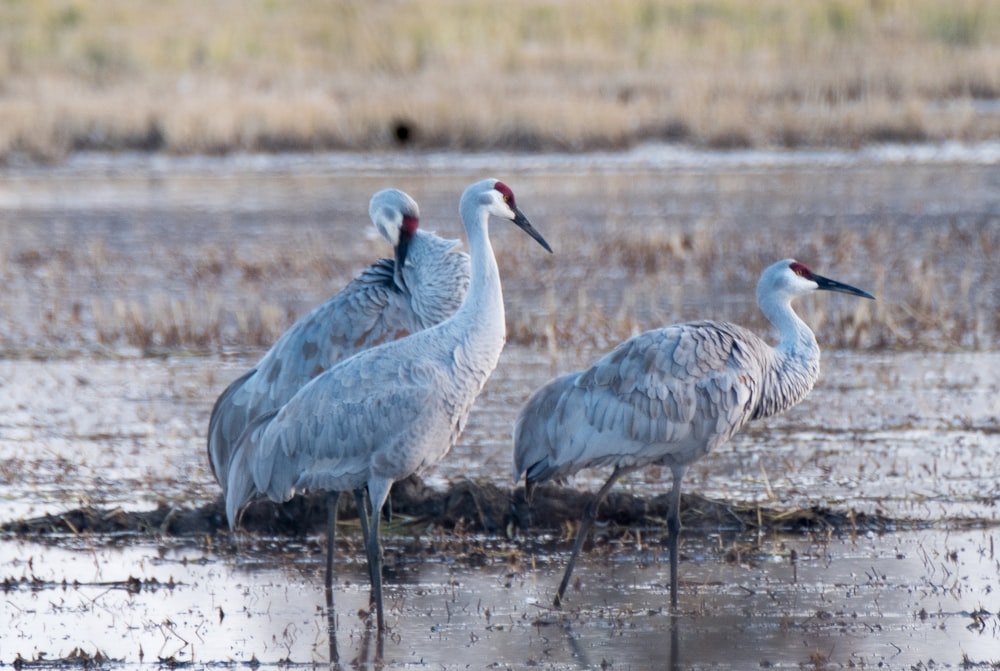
[
  {"x1": 1, "y1": 475, "x2": 901, "y2": 540},
  {"x1": 12, "y1": 648, "x2": 118, "y2": 669}
]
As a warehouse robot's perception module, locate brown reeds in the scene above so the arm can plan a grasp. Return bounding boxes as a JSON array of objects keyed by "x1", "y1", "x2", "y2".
[
  {"x1": 2, "y1": 172, "x2": 995, "y2": 356},
  {"x1": 1, "y1": 0, "x2": 1000, "y2": 160}
]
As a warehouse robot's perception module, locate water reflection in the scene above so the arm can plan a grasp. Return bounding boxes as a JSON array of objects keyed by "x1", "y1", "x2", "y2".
[
  {"x1": 2, "y1": 529, "x2": 999, "y2": 667},
  {"x1": 562, "y1": 615, "x2": 680, "y2": 670},
  {"x1": 327, "y1": 605, "x2": 383, "y2": 671},
  {"x1": 669, "y1": 617, "x2": 680, "y2": 671}
]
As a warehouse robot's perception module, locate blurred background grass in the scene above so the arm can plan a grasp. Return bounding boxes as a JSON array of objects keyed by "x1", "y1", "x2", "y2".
[{"x1": 1, "y1": 0, "x2": 999, "y2": 161}]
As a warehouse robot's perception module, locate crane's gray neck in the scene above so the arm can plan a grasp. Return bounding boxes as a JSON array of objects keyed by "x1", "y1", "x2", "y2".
[
  {"x1": 759, "y1": 292, "x2": 819, "y2": 361},
  {"x1": 456, "y1": 204, "x2": 505, "y2": 332},
  {"x1": 435, "y1": 203, "x2": 506, "y2": 421},
  {"x1": 753, "y1": 295, "x2": 821, "y2": 420}
]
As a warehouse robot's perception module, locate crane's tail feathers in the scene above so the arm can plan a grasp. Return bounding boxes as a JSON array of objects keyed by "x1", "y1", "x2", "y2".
[
  {"x1": 524, "y1": 458, "x2": 558, "y2": 501},
  {"x1": 207, "y1": 367, "x2": 257, "y2": 491},
  {"x1": 523, "y1": 466, "x2": 569, "y2": 504},
  {"x1": 224, "y1": 409, "x2": 281, "y2": 530},
  {"x1": 524, "y1": 479, "x2": 536, "y2": 503},
  {"x1": 225, "y1": 445, "x2": 256, "y2": 530},
  {"x1": 512, "y1": 370, "x2": 578, "y2": 493}
]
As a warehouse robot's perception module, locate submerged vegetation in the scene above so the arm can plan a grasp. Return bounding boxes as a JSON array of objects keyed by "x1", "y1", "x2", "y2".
[{"x1": 1, "y1": 0, "x2": 1000, "y2": 160}]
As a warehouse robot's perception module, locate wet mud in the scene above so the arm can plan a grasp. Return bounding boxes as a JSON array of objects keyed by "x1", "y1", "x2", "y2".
[{"x1": 3, "y1": 475, "x2": 897, "y2": 541}]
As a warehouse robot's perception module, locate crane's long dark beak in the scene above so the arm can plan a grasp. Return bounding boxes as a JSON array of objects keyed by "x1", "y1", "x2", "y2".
[
  {"x1": 512, "y1": 207, "x2": 553, "y2": 253},
  {"x1": 393, "y1": 234, "x2": 411, "y2": 292},
  {"x1": 814, "y1": 274, "x2": 875, "y2": 300}
]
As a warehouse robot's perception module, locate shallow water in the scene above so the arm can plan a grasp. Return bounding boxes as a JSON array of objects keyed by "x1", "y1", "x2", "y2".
[
  {"x1": 3, "y1": 527, "x2": 999, "y2": 668},
  {"x1": 2, "y1": 349, "x2": 999, "y2": 524},
  {"x1": 2, "y1": 347, "x2": 999, "y2": 667},
  {"x1": 1, "y1": 145, "x2": 999, "y2": 667}
]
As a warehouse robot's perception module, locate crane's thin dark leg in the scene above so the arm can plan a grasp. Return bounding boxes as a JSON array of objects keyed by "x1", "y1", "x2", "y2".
[
  {"x1": 667, "y1": 468, "x2": 685, "y2": 609},
  {"x1": 668, "y1": 614, "x2": 681, "y2": 670},
  {"x1": 353, "y1": 488, "x2": 376, "y2": 607},
  {"x1": 365, "y1": 479, "x2": 392, "y2": 633},
  {"x1": 366, "y1": 506, "x2": 384, "y2": 631},
  {"x1": 357, "y1": 619, "x2": 383, "y2": 667},
  {"x1": 351, "y1": 487, "x2": 387, "y2": 534},
  {"x1": 554, "y1": 466, "x2": 628, "y2": 607},
  {"x1": 327, "y1": 608, "x2": 339, "y2": 667},
  {"x1": 354, "y1": 488, "x2": 371, "y2": 548},
  {"x1": 325, "y1": 491, "x2": 341, "y2": 614}
]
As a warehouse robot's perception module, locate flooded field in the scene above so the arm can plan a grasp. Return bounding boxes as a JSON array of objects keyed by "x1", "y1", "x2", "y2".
[
  {"x1": 3, "y1": 526, "x2": 999, "y2": 669},
  {"x1": 1, "y1": 145, "x2": 999, "y2": 668}
]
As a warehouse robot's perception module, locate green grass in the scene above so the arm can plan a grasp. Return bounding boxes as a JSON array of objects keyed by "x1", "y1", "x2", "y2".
[{"x1": 1, "y1": 0, "x2": 999, "y2": 159}]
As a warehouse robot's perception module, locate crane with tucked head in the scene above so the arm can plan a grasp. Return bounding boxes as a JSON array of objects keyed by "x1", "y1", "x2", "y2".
[
  {"x1": 208, "y1": 188, "x2": 470, "y2": 494},
  {"x1": 513, "y1": 259, "x2": 874, "y2": 609},
  {"x1": 227, "y1": 178, "x2": 553, "y2": 631},
  {"x1": 208, "y1": 188, "x2": 470, "y2": 612}
]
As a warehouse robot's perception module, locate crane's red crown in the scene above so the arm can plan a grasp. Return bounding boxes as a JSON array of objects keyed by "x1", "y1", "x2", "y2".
[
  {"x1": 401, "y1": 214, "x2": 419, "y2": 238},
  {"x1": 789, "y1": 261, "x2": 813, "y2": 280},
  {"x1": 493, "y1": 181, "x2": 516, "y2": 209}
]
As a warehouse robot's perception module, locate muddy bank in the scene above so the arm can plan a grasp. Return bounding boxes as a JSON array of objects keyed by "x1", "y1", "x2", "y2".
[{"x1": 2, "y1": 475, "x2": 906, "y2": 541}]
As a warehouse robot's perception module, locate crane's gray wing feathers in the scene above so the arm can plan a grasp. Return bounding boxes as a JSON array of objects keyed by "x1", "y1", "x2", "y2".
[
  {"x1": 404, "y1": 232, "x2": 470, "y2": 325},
  {"x1": 224, "y1": 409, "x2": 279, "y2": 528},
  {"x1": 235, "y1": 352, "x2": 448, "y2": 510},
  {"x1": 207, "y1": 368, "x2": 256, "y2": 485},
  {"x1": 210, "y1": 258, "x2": 422, "y2": 494},
  {"x1": 247, "y1": 258, "x2": 421, "y2": 394},
  {"x1": 226, "y1": 353, "x2": 448, "y2": 528},
  {"x1": 211, "y1": 233, "x2": 470, "y2": 491},
  {"x1": 515, "y1": 321, "x2": 768, "y2": 485}
]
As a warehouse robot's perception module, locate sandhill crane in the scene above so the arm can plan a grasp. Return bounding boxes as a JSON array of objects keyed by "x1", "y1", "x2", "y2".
[
  {"x1": 208, "y1": 188, "x2": 470, "y2": 494},
  {"x1": 513, "y1": 259, "x2": 874, "y2": 609},
  {"x1": 226, "y1": 178, "x2": 552, "y2": 631},
  {"x1": 208, "y1": 189, "x2": 468, "y2": 613}
]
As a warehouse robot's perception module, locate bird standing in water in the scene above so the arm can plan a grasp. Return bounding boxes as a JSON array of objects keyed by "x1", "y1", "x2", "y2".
[
  {"x1": 208, "y1": 188, "x2": 469, "y2": 613},
  {"x1": 208, "y1": 188, "x2": 469, "y2": 494},
  {"x1": 513, "y1": 259, "x2": 874, "y2": 608},
  {"x1": 227, "y1": 179, "x2": 553, "y2": 631}
]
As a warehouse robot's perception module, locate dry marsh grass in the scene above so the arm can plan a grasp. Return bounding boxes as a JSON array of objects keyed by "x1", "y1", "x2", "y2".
[
  {"x1": 2, "y1": 0, "x2": 1000, "y2": 160},
  {"x1": 1, "y1": 161, "x2": 996, "y2": 357},
  {"x1": 2, "y1": 212, "x2": 996, "y2": 357},
  {"x1": 504, "y1": 212, "x2": 999, "y2": 355}
]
